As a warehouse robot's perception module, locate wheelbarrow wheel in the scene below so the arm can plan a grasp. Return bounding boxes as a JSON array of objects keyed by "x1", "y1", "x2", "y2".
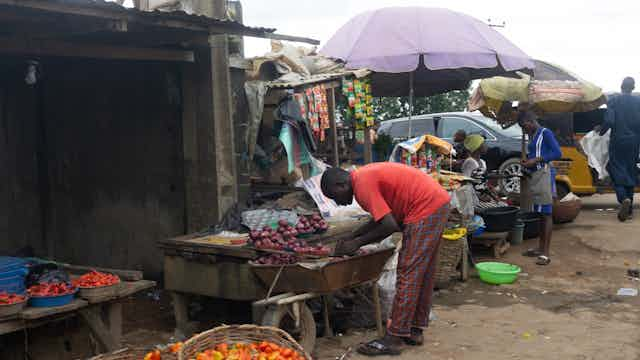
[{"x1": 261, "y1": 302, "x2": 316, "y2": 353}]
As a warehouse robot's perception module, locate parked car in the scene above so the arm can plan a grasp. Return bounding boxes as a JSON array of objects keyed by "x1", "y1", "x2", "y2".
[{"x1": 378, "y1": 112, "x2": 523, "y2": 193}]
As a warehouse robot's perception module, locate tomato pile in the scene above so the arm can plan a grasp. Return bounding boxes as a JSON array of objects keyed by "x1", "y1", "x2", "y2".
[
  {"x1": 142, "y1": 342, "x2": 182, "y2": 360},
  {"x1": 72, "y1": 270, "x2": 120, "y2": 288},
  {"x1": 190, "y1": 342, "x2": 305, "y2": 360},
  {"x1": 28, "y1": 282, "x2": 76, "y2": 297},
  {"x1": 0, "y1": 292, "x2": 26, "y2": 305}
]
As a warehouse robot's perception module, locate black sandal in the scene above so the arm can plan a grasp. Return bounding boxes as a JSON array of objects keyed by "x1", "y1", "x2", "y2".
[
  {"x1": 522, "y1": 248, "x2": 542, "y2": 257},
  {"x1": 403, "y1": 328, "x2": 424, "y2": 346},
  {"x1": 357, "y1": 339, "x2": 402, "y2": 356},
  {"x1": 536, "y1": 255, "x2": 551, "y2": 266}
]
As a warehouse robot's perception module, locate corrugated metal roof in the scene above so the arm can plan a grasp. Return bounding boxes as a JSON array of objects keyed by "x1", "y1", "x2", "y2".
[
  {"x1": 267, "y1": 70, "x2": 371, "y2": 89},
  {"x1": 3, "y1": 0, "x2": 276, "y2": 34}
]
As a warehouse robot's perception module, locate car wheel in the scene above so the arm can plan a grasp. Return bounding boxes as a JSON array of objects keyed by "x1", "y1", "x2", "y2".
[{"x1": 498, "y1": 158, "x2": 522, "y2": 195}]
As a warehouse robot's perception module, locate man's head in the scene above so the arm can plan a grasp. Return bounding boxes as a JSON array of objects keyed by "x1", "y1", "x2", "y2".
[
  {"x1": 621, "y1": 77, "x2": 635, "y2": 94},
  {"x1": 454, "y1": 130, "x2": 467, "y2": 143},
  {"x1": 320, "y1": 167, "x2": 353, "y2": 206},
  {"x1": 518, "y1": 111, "x2": 540, "y2": 136}
]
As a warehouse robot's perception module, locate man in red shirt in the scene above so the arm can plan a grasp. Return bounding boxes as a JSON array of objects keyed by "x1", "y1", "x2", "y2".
[{"x1": 321, "y1": 162, "x2": 450, "y2": 356}]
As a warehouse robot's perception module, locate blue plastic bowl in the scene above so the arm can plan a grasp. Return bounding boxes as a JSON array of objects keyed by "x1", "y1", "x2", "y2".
[
  {"x1": 29, "y1": 290, "x2": 77, "y2": 307},
  {"x1": 473, "y1": 226, "x2": 486, "y2": 237}
]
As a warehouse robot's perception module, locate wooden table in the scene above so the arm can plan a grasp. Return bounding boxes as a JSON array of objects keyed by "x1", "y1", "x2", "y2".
[
  {"x1": 0, "y1": 280, "x2": 156, "y2": 354},
  {"x1": 158, "y1": 220, "x2": 367, "y2": 337}
]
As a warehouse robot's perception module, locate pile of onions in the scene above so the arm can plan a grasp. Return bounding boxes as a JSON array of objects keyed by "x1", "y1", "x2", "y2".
[
  {"x1": 254, "y1": 253, "x2": 299, "y2": 265},
  {"x1": 296, "y1": 213, "x2": 328, "y2": 235},
  {"x1": 249, "y1": 220, "x2": 304, "y2": 250}
]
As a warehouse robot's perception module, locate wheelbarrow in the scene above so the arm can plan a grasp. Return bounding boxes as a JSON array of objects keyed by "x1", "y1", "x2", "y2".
[{"x1": 250, "y1": 247, "x2": 395, "y2": 353}]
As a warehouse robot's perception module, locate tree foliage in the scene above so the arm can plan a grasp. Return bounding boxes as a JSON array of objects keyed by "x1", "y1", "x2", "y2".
[{"x1": 373, "y1": 89, "x2": 470, "y2": 121}]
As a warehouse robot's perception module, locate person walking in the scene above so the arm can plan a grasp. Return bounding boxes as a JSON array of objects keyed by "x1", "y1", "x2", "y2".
[
  {"x1": 519, "y1": 111, "x2": 562, "y2": 266},
  {"x1": 320, "y1": 163, "x2": 450, "y2": 356},
  {"x1": 600, "y1": 77, "x2": 640, "y2": 221}
]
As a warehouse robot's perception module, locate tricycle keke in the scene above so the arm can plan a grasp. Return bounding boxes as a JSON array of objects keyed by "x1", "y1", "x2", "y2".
[{"x1": 158, "y1": 232, "x2": 393, "y2": 354}]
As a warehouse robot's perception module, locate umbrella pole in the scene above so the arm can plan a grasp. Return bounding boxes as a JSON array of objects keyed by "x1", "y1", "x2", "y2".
[
  {"x1": 520, "y1": 129, "x2": 532, "y2": 210},
  {"x1": 408, "y1": 72, "x2": 414, "y2": 138}
]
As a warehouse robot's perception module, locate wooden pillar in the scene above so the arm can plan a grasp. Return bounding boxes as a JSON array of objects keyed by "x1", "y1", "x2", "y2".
[
  {"x1": 210, "y1": 0, "x2": 238, "y2": 220},
  {"x1": 363, "y1": 126, "x2": 373, "y2": 164},
  {"x1": 327, "y1": 87, "x2": 339, "y2": 167}
]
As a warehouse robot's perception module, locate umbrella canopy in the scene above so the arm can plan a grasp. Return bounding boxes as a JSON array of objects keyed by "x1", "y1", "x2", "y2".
[
  {"x1": 469, "y1": 60, "x2": 607, "y2": 125},
  {"x1": 320, "y1": 7, "x2": 534, "y2": 97}
]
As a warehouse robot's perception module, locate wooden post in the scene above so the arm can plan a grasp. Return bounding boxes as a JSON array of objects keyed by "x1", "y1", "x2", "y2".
[
  {"x1": 363, "y1": 127, "x2": 373, "y2": 164},
  {"x1": 171, "y1": 292, "x2": 192, "y2": 338},
  {"x1": 372, "y1": 283, "x2": 384, "y2": 337},
  {"x1": 106, "y1": 303, "x2": 123, "y2": 348},
  {"x1": 327, "y1": 87, "x2": 340, "y2": 167},
  {"x1": 322, "y1": 296, "x2": 334, "y2": 337},
  {"x1": 79, "y1": 307, "x2": 119, "y2": 352}
]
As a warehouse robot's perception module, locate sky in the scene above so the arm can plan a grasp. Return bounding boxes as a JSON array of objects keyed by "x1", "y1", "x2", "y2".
[{"x1": 239, "y1": 0, "x2": 640, "y2": 92}]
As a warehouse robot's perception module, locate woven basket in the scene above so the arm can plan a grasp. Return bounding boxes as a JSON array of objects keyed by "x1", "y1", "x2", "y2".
[
  {"x1": 178, "y1": 325, "x2": 311, "y2": 360},
  {"x1": 86, "y1": 347, "x2": 177, "y2": 360},
  {"x1": 434, "y1": 236, "x2": 465, "y2": 286}
]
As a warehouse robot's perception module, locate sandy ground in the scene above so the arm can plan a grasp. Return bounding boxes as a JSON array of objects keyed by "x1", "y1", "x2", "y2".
[
  {"x1": 314, "y1": 194, "x2": 640, "y2": 360},
  {"x1": 117, "y1": 194, "x2": 640, "y2": 360}
]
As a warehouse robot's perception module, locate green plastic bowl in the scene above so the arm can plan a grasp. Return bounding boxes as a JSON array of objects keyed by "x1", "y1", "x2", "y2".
[{"x1": 475, "y1": 262, "x2": 521, "y2": 285}]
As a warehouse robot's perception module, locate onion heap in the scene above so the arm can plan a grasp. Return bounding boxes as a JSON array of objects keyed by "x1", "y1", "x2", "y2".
[
  {"x1": 254, "y1": 253, "x2": 300, "y2": 265},
  {"x1": 249, "y1": 220, "x2": 303, "y2": 251},
  {"x1": 296, "y1": 213, "x2": 329, "y2": 235}
]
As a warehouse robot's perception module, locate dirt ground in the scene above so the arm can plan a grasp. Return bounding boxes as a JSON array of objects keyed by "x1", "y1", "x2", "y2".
[
  {"x1": 314, "y1": 194, "x2": 640, "y2": 360},
  {"x1": 117, "y1": 194, "x2": 640, "y2": 360}
]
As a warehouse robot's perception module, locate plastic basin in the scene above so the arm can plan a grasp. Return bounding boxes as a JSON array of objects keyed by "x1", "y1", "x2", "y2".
[
  {"x1": 475, "y1": 262, "x2": 521, "y2": 285},
  {"x1": 29, "y1": 290, "x2": 77, "y2": 308}
]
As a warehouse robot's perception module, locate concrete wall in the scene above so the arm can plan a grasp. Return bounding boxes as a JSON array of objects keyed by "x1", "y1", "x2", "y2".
[{"x1": 0, "y1": 56, "x2": 186, "y2": 277}]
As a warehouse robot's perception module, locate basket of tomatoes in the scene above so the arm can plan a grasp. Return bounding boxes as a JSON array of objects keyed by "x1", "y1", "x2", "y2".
[
  {"x1": 178, "y1": 324, "x2": 310, "y2": 360},
  {"x1": 72, "y1": 270, "x2": 121, "y2": 301},
  {"x1": 0, "y1": 292, "x2": 28, "y2": 317},
  {"x1": 28, "y1": 282, "x2": 77, "y2": 307}
]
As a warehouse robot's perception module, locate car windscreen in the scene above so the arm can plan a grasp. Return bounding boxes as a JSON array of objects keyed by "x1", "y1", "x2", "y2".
[{"x1": 387, "y1": 118, "x2": 435, "y2": 139}]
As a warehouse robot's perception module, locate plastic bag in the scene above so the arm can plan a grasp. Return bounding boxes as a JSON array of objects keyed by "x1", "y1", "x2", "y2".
[
  {"x1": 25, "y1": 263, "x2": 70, "y2": 288},
  {"x1": 580, "y1": 130, "x2": 610, "y2": 180}
]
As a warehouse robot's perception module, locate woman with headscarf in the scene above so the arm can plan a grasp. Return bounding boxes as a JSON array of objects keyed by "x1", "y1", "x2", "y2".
[{"x1": 461, "y1": 134, "x2": 487, "y2": 178}]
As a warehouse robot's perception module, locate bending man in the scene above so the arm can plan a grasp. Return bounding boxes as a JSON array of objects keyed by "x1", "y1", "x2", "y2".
[{"x1": 320, "y1": 162, "x2": 450, "y2": 356}]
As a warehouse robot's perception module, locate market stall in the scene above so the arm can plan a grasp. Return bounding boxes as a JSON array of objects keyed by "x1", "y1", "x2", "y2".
[
  {"x1": 159, "y1": 212, "x2": 390, "y2": 352},
  {"x1": 0, "y1": 258, "x2": 155, "y2": 356}
]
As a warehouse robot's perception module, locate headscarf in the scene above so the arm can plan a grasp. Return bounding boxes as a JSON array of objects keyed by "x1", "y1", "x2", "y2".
[{"x1": 464, "y1": 134, "x2": 485, "y2": 153}]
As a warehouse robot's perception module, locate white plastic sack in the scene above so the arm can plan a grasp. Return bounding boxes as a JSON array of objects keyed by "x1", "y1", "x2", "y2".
[{"x1": 580, "y1": 130, "x2": 610, "y2": 180}]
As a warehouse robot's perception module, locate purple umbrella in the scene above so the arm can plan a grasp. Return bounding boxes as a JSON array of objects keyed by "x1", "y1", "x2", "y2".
[{"x1": 321, "y1": 7, "x2": 534, "y2": 97}]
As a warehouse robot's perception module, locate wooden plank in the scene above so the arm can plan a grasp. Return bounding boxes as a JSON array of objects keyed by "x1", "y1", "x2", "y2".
[
  {"x1": 327, "y1": 87, "x2": 340, "y2": 167},
  {"x1": 158, "y1": 237, "x2": 258, "y2": 259},
  {"x1": 0, "y1": 313, "x2": 76, "y2": 336},
  {"x1": 256, "y1": 32, "x2": 320, "y2": 45},
  {"x1": 0, "y1": 36, "x2": 195, "y2": 62},
  {"x1": 81, "y1": 280, "x2": 156, "y2": 304},
  {"x1": 79, "y1": 307, "x2": 119, "y2": 352},
  {"x1": 20, "y1": 299, "x2": 88, "y2": 320},
  {"x1": 60, "y1": 264, "x2": 143, "y2": 281}
]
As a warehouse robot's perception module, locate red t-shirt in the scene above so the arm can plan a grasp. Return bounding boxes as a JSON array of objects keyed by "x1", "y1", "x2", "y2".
[{"x1": 351, "y1": 163, "x2": 450, "y2": 224}]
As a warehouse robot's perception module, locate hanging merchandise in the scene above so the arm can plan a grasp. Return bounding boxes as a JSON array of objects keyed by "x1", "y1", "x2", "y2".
[{"x1": 342, "y1": 77, "x2": 374, "y2": 128}]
